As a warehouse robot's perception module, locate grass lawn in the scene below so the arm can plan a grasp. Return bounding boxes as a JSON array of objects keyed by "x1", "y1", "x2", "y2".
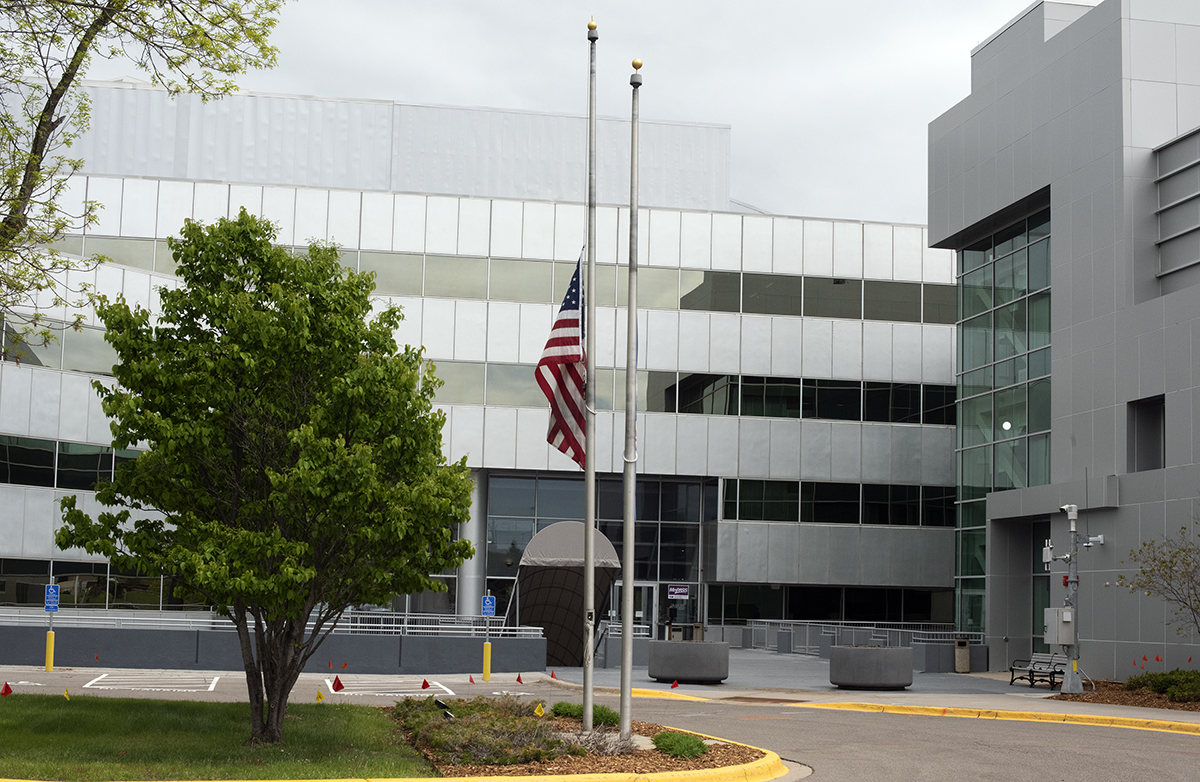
[{"x1": 0, "y1": 693, "x2": 436, "y2": 781}]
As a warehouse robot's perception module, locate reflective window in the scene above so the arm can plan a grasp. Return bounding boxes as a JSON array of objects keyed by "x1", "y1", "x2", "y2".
[
  {"x1": 994, "y1": 247, "x2": 1028, "y2": 305},
  {"x1": 489, "y1": 259, "x2": 553, "y2": 303},
  {"x1": 862, "y1": 484, "x2": 920, "y2": 525},
  {"x1": 645, "y1": 371, "x2": 677, "y2": 413},
  {"x1": 959, "y1": 313, "x2": 992, "y2": 371},
  {"x1": 3, "y1": 321, "x2": 63, "y2": 368},
  {"x1": 537, "y1": 478, "x2": 584, "y2": 519},
  {"x1": 659, "y1": 524, "x2": 699, "y2": 581},
  {"x1": 801, "y1": 482, "x2": 860, "y2": 523},
  {"x1": 922, "y1": 385, "x2": 956, "y2": 425},
  {"x1": 994, "y1": 386, "x2": 1027, "y2": 439},
  {"x1": 56, "y1": 443, "x2": 113, "y2": 491},
  {"x1": 804, "y1": 379, "x2": 861, "y2": 420},
  {"x1": 863, "y1": 382, "x2": 920, "y2": 423},
  {"x1": 85, "y1": 236, "x2": 155, "y2": 271},
  {"x1": 487, "y1": 517, "x2": 535, "y2": 577},
  {"x1": 676, "y1": 374, "x2": 738, "y2": 415},
  {"x1": 638, "y1": 267, "x2": 680, "y2": 309},
  {"x1": 485, "y1": 363, "x2": 544, "y2": 406},
  {"x1": 960, "y1": 264, "x2": 992, "y2": 320},
  {"x1": 424, "y1": 255, "x2": 488, "y2": 298},
  {"x1": 863, "y1": 281, "x2": 920, "y2": 322},
  {"x1": 661, "y1": 482, "x2": 701, "y2": 522},
  {"x1": 922, "y1": 486, "x2": 956, "y2": 527},
  {"x1": 741, "y1": 376, "x2": 802, "y2": 418},
  {"x1": 958, "y1": 445, "x2": 992, "y2": 501},
  {"x1": 1028, "y1": 378, "x2": 1051, "y2": 433},
  {"x1": 62, "y1": 327, "x2": 117, "y2": 375},
  {"x1": 923, "y1": 284, "x2": 957, "y2": 324},
  {"x1": 0, "y1": 436, "x2": 55, "y2": 487},
  {"x1": 489, "y1": 477, "x2": 536, "y2": 516},
  {"x1": 803, "y1": 277, "x2": 861, "y2": 319},
  {"x1": 724, "y1": 479, "x2": 800, "y2": 522},
  {"x1": 431, "y1": 361, "x2": 485, "y2": 404},
  {"x1": 679, "y1": 270, "x2": 740, "y2": 312},
  {"x1": 742, "y1": 273, "x2": 803, "y2": 317},
  {"x1": 636, "y1": 480, "x2": 661, "y2": 521},
  {"x1": 1028, "y1": 238, "x2": 1050, "y2": 291},
  {"x1": 359, "y1": 252, "x2": 423, "y2": 296}
]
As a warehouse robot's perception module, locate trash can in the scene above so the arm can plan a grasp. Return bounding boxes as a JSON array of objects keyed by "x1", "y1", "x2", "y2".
[{"x1": 954, "y1": 635, "x2": 970, "y2": 673}]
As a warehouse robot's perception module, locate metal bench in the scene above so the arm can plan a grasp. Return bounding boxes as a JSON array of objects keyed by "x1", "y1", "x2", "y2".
[{"x1": 1009, "y1": 652, "x2": 1067, "y2": 688}]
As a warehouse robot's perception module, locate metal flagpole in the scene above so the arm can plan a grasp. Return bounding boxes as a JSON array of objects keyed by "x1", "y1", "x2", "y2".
[
  {"x1": 620, "y1": 58, "x2": 643, "y2": 741},
  {"x1": 582, "y1": 18, "x2": 599, "y2": 734}
]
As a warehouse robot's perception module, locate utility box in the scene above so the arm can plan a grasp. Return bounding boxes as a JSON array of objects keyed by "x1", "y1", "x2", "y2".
[{"x1": 1044, "y1": 607, "x2": 1075, "y2": 646}]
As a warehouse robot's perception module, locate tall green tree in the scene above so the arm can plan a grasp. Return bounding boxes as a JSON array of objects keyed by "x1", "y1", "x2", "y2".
[
  {"x1": 0, "y1": 0, "x2": 283, "y2": 347},
  {"x1": 57, "y1": 210, "x2": 474, "y2": 744}
]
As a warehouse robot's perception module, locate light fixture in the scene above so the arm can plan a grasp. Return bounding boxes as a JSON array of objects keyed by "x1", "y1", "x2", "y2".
[{"x1": 1002, "y1": 421, "x2": 1012, "y2": 431}]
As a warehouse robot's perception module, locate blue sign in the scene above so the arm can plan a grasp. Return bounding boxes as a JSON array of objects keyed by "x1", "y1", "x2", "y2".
[
  {"x1": 44, "y1": 584, "x2": 59, "y2": 613},
  {"x1": 481, "y1": 595, "x2": 496, "y2": 617}
]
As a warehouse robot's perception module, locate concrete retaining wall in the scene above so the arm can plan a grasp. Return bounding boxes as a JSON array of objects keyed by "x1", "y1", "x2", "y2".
[{"x1": 0, "y1": 626, "x2": 546, "y2": 675}]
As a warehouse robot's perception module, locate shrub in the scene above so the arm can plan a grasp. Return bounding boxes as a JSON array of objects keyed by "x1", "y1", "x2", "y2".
[
  {"x1": 652, "y1": 731, "x2": 708, "y2": 759},
  {"x1": 551, "y1": 701, "x2": 620, "y2": 727},
  {"x1": 1124, "y1": 669, "x2": 1200, "y2": 702}
]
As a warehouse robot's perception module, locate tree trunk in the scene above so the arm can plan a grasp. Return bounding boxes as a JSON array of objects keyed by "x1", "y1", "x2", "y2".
[{"x1": 231, "y1": 603, "x2": 269, "y2": 744}]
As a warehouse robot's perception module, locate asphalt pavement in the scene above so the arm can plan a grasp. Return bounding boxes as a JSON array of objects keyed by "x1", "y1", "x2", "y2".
[{"x1": 4, "y1": 647, "x2": 1200, "y2": 781}]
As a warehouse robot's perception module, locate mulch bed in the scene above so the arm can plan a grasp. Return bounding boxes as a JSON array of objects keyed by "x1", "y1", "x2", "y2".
[
  {"x1": 434, "y1": 719, "x2": 764, "y2": 777},
  {"x1": 1050, "y1": 680, "x2": 1200, "y2": 712}
]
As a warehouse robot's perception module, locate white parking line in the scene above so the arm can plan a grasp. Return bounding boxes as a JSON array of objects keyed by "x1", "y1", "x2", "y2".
[
  {"x1": 82, "y1": 672, "x2": 221, "y2": 693},
  {"x1": 322, "y1": 677, "x2": 454, "y2": 697}
]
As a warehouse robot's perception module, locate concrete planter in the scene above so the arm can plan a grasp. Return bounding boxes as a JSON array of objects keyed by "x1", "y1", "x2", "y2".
[
  {"x1": 648, "y1": 640, "x2": 729, "y2": 683},
  {"x1": 828, "y1": 645, "x2": 913, "y2": 690}
]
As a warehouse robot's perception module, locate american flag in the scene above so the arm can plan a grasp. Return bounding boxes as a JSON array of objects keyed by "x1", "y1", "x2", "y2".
[{"x1": 536, "y1": 252, "x2": 586, "y2": 468}]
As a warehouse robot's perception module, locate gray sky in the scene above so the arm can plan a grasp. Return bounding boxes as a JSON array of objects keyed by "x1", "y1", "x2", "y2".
[{"x1": 94, "y1": 0, "x2": 1048, "y2": 226}]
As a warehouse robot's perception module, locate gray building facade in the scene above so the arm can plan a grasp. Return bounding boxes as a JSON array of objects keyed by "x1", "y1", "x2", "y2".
[{"x1": 929, "y1": 0, "x2": 1200, "y2": 678}]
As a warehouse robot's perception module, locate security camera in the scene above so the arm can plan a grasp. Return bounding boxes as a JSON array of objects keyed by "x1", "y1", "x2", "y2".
[{"x1": 1060, "y1": 504, "x2": 1078, "y2": 514}]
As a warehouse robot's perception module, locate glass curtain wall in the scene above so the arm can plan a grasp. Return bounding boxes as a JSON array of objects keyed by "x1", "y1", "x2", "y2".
[{"x1": 955, "y1": 208, "x2": 1051, "y2": 633}]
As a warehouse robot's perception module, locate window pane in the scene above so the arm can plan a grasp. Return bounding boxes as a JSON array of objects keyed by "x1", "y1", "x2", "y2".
[
  {"x1": 636, "y1": 480, "x2": 661, "y2": 521},
  {"x1": 424, "y1": 255, "x2": 487, "y2": 298},
  {"x1": 959, "y1": 445, "x2": 992, "y2": 500},
  {"x1": 489, "y1": 477, "x2": 536, "y2": 516},
  {"x1": 959, "y1": 367, "x2": 991, "y2": 399},
  {"x1": 994, "y1": 355, "x2": 1027, "y2": 389},
  {"x1": 994, "y1": 386, "x2": 1027, "y2": 439},
  {"x1": 677, "y1": 374, "x2": 738, "y2": 415},
  {"x1": 4, "y1": 321, "x2": 63, "y2": 369},
  {"x1": 1028, "y1": 238, "x2": 1050, "y2": 291},
  {"x1": 994, "y1": 300, "x2": 1027, "y2": 361},
  {"x1": 958, "y1": 499, "x2": 985, "y2": 528},
  {"x1": 1028, "y1": 208, "x2": 1050, "y2": 241},
  {"x1": 804, "y1": 277, "x2": 861, "y2": 319},
  {"x1": 659, "y1": 524, "x2": 699, "y2": 581},
  {"x1": 960, "y1": 264, "x2": 992, "y2": 320},
  {"x1": 960, "y1": 235, "x2": 991, "y2": 273},
  {"x1": 661, "y1": 482, "x2": 701, "y2": 522},
  {"x1": 62, "y1": 327, "x2": 117, "y2": 375},
  {"x1": 863, "y1": 281, "x2": 920, "y2": 322},
  {"x1": 0, "y1": 436, "x2": 55, "y2": 487},
  {"x1": 923, "y1": 284, "x2": 957, "y2": 324},
  {"x1": 638, "y1": 267, "x2": 679, "y2": 309},
  {"x1": 758, "y1": 377, "x2": 803, "y2": 418},
  {"x1": 863, "y1": 382, "x2": 920, "y2": 423},
  {"x1": 1028, "y1": 347, "x2": 1050, "y2": 379},
  {"x1": 593, "y1": 264, "x2": 621, "y2": 307},
  {"x1": 1028, "y1": 378, "x2": 1051, "y2": 432},
  {"x1": 994, "y1": 437, "x2": 1027, "y2": 490},
  {"x1": 359, "y1": 252, "x2": 423, "y2": 295},
  {"x1": 959, "y1": 313, "x2": 992, "y2": 371},
  {"x1": 431, "y1": 361, "x2": 485, "y2": 404},
  {"x1": 1028, "y1": 291, "x2": 1050, "y2": 350},
  {"x1": 993, "y1": 220, "x2": 1026, "y2": 257},
  {"x1": 645, "y1": 371, "x2": 677, "y2": 413},
  {"x1": 680, "y1": 270, "x2": 740, "y2": 312},
  {"x1": 537, "y1": 477, "x2": 584, "y2": 519},
  {"x1": 597, "y1": 479, "x2": 623, "y2": 520},
  {"x1": 85, "y1": 236, "x2": 155, "y2": 271},
  {"x1": 56, "y1": 443, "x2": 113, "y2": 491},
  {"x1": 635, "y1": 523, "x2": 658, "y2": 580},
  {"x1": 994, "y1": 248, "x2": 1027, "y2": 305},
  {"x1": 742, "y1": 273, "x2": 803, "y2": 316},
  {"x1": 814, "y1": 379, "x2": 861, "y2": 421},
  {"x1": 722, "y1": 479, "x2": 738, "y2": 520},
  {"x1": 922, "y1": 486, "x2": 956, "y2": 527},
  {"x1": 959, "y1": 394, "x2": 992, "y2": 447},
  {"x1": 487, "y1": 517, "x2": 535, "y2": 577},
  {"x1": 801, "y1": 482, "x2": 860, "y2": 523},
  {"x1": 959, "y1": 530, "x2": 986, "y2": 577},
  {"x1": 486, "y1": 363, "x2": 544, "y2": 406},
  {"x1": 1028, "y1": 433, "x2": 1050, "y2": 487},
  {"x1": 488, "y1": 259, "x2": 552, "y2": 303},
  {"x1": 762, "y1": 480, "x2": 800, "y2": 521},
  {"x1": 594, "y1": 367, "x2": 615, "y2": 410},
  {"x1": 922, "y1": 385, "x2": 956, "y2": 425}
]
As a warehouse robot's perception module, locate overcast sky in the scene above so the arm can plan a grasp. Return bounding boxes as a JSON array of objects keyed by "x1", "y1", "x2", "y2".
[{"x1": 94, "y1": 0, "x2": 1058, "y2": 226}]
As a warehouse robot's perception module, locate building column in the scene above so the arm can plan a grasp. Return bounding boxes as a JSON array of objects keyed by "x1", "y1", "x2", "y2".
[{"x1": 457, "y1": 469, "x2": 488, "y2": 617}]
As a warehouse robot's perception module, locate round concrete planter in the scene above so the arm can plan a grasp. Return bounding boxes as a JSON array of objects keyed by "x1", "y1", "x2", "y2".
[
  {"x1": 828, "y1": 645, "x2": 913, "y2": 690},
  {"x1": 648, "y1": 640, "x2": 729, "y2": 683}
]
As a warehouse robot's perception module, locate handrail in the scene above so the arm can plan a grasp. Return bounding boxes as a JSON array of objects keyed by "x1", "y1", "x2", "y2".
[{"x1": 734, "y1": 619, "x2": 983, "y2": 653}]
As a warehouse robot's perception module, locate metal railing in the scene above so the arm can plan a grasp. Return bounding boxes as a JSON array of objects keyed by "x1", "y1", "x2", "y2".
[
  {"x1": 0, "y1": 608, "x2": 544, "y2": 638},
  {"x1": 738, "y1": 620, "x2": 983, "y2": 654}
]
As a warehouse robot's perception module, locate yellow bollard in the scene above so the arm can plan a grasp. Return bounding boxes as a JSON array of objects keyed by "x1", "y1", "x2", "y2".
[
  {"x1": 482, "y1": 641, "x2": 491, "y2": 682},
  {"x1": 45, "y1": 631, "x2": 55, "y2": 672}
]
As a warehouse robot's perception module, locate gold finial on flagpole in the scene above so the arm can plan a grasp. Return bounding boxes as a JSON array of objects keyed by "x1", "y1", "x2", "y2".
[
  {"x1": 588, "y1": 20, "x2": 597, "y2": 30},
  {"x1": 632, "y1": 59, "x2": 642, "y2": 71}
]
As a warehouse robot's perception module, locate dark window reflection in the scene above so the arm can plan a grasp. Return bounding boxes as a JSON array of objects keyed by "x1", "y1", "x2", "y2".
[
  {"x1": 804, "y1": 277, "x2": 862, "y2": 319},
  {"x1": 801, "y1": 482, "x2": 860, "y2": 523},
  {"x1": 676, "y1": 373, "x2": 738, "y2": 415},
  {"x1": 0, "y1": 436, "x2": 55, "y2": 487},
  {"x1": 742, "y1": 273, "x2": 803, "y2": 317},
  {"x1": 659, "y1": 524, "x2": 699, "y2": 581},
  {"x1": 804, "y1": 379, "x2": 861, "y2": 420},
  {"x1": 864, "y1": 281, "x2": 920, "y2": 322},
  {"x1": 863, "y1": 382, "x2": 921, "y2": 423},
  {"x1": 922, "y1": 486, "x2": 956, "y2": 527},
  {"x1": 56, "y1": 443, "x2": 113, "y2": 490},
  {"x1": 923, "y1": 385, "x2": 957, "y2": 425}
]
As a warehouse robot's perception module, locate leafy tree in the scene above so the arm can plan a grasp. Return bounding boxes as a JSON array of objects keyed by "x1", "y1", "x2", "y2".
[
  {"x1": 57, "y1": 210, "x2": 474, "y2": 744},
  {"x1": 0, "y1": 0, "x2": 283, "y2": 349},
  {"x1": 1119, "y1": 526, "x2": 1200, "y2": 637}
]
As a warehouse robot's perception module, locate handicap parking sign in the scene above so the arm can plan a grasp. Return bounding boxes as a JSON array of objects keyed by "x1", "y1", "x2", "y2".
[
  {"x1": 481, "y1": 595, "x2": 496, "y2": 617},
  {"x1": 45, "y1": 584, "x2": 59, "y2": 613}
]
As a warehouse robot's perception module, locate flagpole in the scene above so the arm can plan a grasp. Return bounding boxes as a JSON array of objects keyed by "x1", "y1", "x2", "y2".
[
  {"x1": 582, "y1": 18, "x2": 598, "y2": 734},
  {"x1": 619, "y1": 58, "x2": 642, "y2": 741}
]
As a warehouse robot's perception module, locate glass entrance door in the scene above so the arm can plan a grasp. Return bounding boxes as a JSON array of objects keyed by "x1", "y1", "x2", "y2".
[{"x1": 612, "y1": 583, "x2": 655, "y2": 636}]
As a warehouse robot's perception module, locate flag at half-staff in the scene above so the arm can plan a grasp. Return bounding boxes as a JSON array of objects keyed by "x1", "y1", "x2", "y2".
[{"x1": 536, "y1": 251, "x2": 586, "y2": 468}]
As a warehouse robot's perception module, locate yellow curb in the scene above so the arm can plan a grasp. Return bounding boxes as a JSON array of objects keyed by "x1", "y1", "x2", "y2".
[
  {"x1": 632, "y1": 687, "x2": 711, "y2": 702},
  {"x1": 792, "y1": 702, "x2": 1200, "y2": 736}
]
